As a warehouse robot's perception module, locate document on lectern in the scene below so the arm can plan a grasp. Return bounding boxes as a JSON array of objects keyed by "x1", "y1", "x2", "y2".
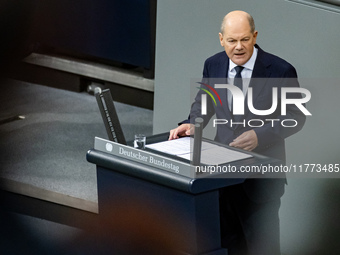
[{"x1": 146, "y1": 137, "x2": 252, "y2": 165}]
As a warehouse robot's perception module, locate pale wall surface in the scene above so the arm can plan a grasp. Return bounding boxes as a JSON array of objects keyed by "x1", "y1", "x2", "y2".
[{"x1": 154, "y1": 1, "x2": 340, "y2": 254}]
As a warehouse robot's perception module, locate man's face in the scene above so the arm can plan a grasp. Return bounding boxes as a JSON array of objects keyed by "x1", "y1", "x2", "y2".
[{"x1": 219, "y1": 20, "x2": 258, "y2": 66}]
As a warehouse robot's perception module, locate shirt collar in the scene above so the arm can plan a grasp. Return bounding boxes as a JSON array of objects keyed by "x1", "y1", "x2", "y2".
[{"x1": 229, "y1": 46, "x2": 258, "y2": 72}]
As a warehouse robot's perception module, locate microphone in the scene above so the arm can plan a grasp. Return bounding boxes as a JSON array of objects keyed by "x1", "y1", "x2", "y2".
[{"x1": 192, "y1": 117, "x2": 203, "y2": 166}]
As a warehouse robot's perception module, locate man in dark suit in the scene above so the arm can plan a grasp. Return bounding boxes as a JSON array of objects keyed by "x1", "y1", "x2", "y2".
[{"x1": 169, "y1": 10, "x2": 306, "y2": 255}]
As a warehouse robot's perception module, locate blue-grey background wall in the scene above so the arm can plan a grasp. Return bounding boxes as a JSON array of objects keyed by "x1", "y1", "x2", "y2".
[{"x1": 153, "y1": 0, "x2": 340, "y2": 254}]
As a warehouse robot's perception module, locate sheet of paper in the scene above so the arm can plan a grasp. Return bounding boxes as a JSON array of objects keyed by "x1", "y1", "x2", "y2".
[
  {"x1": 146, "y1": 136, "x2": 193, "y2": 155},
  {"x1": 146, "y1": 137, "x2": 252, "y2": 165}
]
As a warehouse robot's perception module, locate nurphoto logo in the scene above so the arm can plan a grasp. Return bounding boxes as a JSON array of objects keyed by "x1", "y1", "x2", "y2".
[{"x1": 197, "y1": 82, "x2": 311, "y2": 128}]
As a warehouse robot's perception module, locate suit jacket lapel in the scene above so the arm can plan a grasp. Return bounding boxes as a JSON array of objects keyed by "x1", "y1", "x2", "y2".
[
  {"x1": 244, "y1": 46, "x2": 272, "y2": 117},
  {"x1": 216, "y1": 55, "x2": 234, "y2": 121},
  {"x1": 249, "y1": 45, "x2": 271, "y2": 90}
]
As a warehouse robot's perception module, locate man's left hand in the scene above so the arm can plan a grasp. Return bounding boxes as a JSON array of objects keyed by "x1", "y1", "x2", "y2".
[{"x1": 229, "y1": 130, "x2": 258, "y2": 151}]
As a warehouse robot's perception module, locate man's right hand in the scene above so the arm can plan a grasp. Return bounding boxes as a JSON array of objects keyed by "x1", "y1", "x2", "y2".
[{"x1": 169, "y1": 124, "x2": 194, "y2": 140}]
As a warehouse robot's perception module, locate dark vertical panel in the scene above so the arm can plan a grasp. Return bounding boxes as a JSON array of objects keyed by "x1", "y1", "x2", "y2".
[
  {"x1": 35, "y1": 0, "x2": 156, "y2": 72},
  {"x1": 0, "y1": 0, "x2": 37, "y2": 70}
]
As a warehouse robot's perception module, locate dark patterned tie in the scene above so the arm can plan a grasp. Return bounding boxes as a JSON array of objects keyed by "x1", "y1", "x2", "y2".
[
  {"x1": 232, "y1": 66, "x2": 244, "y2": 121},
  {"x1": 234, "y1": 66, "x2": 244, "y2": 90}
]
